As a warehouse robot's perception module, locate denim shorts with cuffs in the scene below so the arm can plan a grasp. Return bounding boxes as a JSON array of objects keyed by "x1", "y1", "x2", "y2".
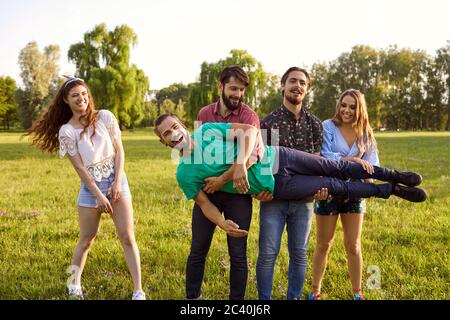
[{"x1": 77, "y1": 174, "x2": 131, "y2": 208}]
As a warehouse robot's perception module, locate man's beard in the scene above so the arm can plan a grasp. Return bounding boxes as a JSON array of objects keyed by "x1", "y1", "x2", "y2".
[
  {"x1": 284, "y1": 90, "x2": 303, "y2": 106},
  {"x1": 222, "y1": 90, "x2": 241, "y2": 111}
]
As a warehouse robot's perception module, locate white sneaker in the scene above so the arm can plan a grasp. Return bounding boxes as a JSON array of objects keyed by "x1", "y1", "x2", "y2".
[
  {"x1": 68, "y1": 284, "x2": 83, "y2": 299},
  {"x1": 132, "y1": 290, "x2": 146, "y2": 300}
]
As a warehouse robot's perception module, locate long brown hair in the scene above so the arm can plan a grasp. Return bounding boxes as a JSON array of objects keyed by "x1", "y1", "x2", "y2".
[
  {"x1": 27, "y1": 79, "x2": 98, "y2": 153},
  {"x1": 332, "y1": 89, "x2": 377, "y2": 157}
]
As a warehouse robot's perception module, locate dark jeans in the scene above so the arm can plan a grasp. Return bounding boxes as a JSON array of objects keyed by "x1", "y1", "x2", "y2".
[
  {"x1": 186, "y1": 191, "x2": 252, "y2": 300},
  {"x1": 273, "y1": 147, "x2": 394, "y2": 200}
]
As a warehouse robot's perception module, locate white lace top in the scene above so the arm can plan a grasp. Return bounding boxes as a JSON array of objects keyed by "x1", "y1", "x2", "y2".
[{"x1": 59, "y1": 110, "x2": 121, "y2": 181}]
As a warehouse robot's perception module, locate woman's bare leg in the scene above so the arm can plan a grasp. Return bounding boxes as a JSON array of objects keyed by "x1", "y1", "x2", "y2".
[
  {"x1": 70, "y1": 207, "x2": 101, "y2": 285},
  {"x1": 111, "y1": 198, "x2": 142, "y2": 292},
  {"x1": 311, "y1": 215, "x2": 339, "y2": 294},
  {"x1": 341, "y1": 213, "x2": 364, "y2": 295}
]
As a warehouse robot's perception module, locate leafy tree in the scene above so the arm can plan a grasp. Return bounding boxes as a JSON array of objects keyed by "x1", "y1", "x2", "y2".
[
  {"x1": 0, "y1": 76, "x2": 18, "y2": 129},
  {"x1": 432, "y1": 42, "x2": 450, "y2": 130},
  {"x1": 160, "y1": 98, "x2": 186, "y2": 123},
  {"x1": 310, "y1": 61, "x2": 339, "y2": 121},
  {"x1": 259, "y1": 73, "x2": 282, "y2": 117},
  {"x1": 68, "y1": 23, "x2": 149, "y2": 128},
  {"x1": 381, "y1": 46, "x2": 428, "y2": 130},
  {"x1": 17, "y1": 41, "x2": 60, "y2": 129},
  {"x1": 308, "y1": 45, "x2": 444, "y2": 130},
  {"x1": 185, "y1": 82, "x2": 203, "y2": 120},
  {"x1": 155, "y1": 83, "x2": 189, "y2": 107},
  {"x1": 141, "y1": 100, "x2": 158, "y2": 127}
]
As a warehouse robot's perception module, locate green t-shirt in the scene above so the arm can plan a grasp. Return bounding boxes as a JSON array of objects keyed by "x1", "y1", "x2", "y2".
[{"x1": 176, "y1": 123, "x2": 276, "y2": 200}]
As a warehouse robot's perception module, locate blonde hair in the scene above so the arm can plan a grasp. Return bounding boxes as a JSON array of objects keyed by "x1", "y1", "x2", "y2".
[{"x1": 332, "y1": 89, "x2": 377, "y2": 157}]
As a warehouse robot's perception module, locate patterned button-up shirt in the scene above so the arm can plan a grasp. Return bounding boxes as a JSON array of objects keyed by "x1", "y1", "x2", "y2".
[{"x1": 261, "y1": 105, "x2": 323, "y2": 154}]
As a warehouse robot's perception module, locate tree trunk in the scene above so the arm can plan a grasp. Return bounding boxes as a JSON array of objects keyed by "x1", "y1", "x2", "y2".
[{"x1": 446, "y1": 103, "x2": 450, "y2": 130}]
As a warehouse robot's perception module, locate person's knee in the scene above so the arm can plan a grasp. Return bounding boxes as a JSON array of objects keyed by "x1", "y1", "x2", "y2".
[
  {"x1": 229, "y1": 252, "x2": 247, "y2": 265},
  {"x1": 118, "y1": 230, "x2": 136, "y2": 247},
  {"x1": 190, "y1": 239, "x2": 212, "y2": 258},
  {"x1": 257, "y1": 251, "x2": 279, "y2": 266},
  {"x1": 316, "y1": 239, "x2": 334, "y2": 254},
  {"x1": 188, "y1": 246, "x2": 209, "y2": 262},
  {"x1": 228, "y1": 238, "x2": 248, "y2": 257},
  {"x1": 289, "y1": 247, "x2": 307, "y2": 263},
  {"x1": 344, "y1": 241, "x2": 361, "y2": 256},
  {"x1": 78, "y1": 234, "x2": 96, "y2": 251}
]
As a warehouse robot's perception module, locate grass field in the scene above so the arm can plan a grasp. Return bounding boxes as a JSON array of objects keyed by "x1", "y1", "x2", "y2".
[{"x1": 0, "y1": 130, "x2": 448, "y2": 300}]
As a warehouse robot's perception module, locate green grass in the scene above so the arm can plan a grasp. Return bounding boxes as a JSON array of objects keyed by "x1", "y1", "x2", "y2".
[{"x1": 0, "y1": 130, "x2": 448, "y2": 300}]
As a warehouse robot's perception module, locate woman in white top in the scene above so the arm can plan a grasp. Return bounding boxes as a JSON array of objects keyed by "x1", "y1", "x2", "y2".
[
  {"x1": 27, "y1": 77, "x2": 145, "y2": 300},
  {"x1": 308, "y1": 89, "x2": 378, "y2": 300}
]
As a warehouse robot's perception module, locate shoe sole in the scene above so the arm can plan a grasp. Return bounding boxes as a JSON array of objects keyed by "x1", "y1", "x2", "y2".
[
  {"x1": 394, "y1": 186, "x2": 427, "y2": 202},
  {"x1": 410, "y1": 174, "x2": 423, "y2": 187}
]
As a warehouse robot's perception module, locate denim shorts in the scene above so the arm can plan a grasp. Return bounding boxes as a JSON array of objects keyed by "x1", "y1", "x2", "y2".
[{"x1": 77, "y1": 174, "x2": 131, "y2": 208}]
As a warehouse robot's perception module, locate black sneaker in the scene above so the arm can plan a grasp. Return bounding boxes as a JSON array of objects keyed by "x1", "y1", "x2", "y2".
[
  {"x1": 392, "y1": 184, "x2": 427, "y2": 202},
  {"x1": 391, "y1": 171, "x2": 422, "y2": 187}
]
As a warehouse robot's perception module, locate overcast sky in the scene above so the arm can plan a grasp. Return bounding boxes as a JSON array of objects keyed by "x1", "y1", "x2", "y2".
[{"x1": 1, "y1": 0, "x2": 449, "y2": 89}]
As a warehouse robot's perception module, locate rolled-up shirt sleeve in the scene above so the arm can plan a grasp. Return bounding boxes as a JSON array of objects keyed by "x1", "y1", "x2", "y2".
[
  {"x1": 320, "y1": 121, "x2": 342, "y2": 161},
  {"x1": 363, "y1": 145, "x2": 380, "y2": 166}
]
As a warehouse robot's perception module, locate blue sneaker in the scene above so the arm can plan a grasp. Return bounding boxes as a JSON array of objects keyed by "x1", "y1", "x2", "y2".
[
  {"x1": 307, "y1": 292, "x2": 321, "y2": 300},
  {"x1": 353, "y1": 293, "x2": 364, "y2": 300}
]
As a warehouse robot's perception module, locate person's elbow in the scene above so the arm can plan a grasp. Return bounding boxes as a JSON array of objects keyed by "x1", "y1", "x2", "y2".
[
  {"x1": 232, "y1": 123, "x2": 256, "y2": 132},
  {"x1": 68, "y1": 156, "x2": 85, "y2": 171},
  {"x1": 245, "y1": 126, "x2": 258, "y2": 138},
  {"x1": 193, "y1": 191, "x2": 208, "y2": 207}
]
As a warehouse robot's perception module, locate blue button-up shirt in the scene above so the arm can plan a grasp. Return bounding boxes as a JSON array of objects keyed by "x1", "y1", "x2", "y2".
[{"x1": 320, "y1": 119, "x2": 379, "y2": 166}]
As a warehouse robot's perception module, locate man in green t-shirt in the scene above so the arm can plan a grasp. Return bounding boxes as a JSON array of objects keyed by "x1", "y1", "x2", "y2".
[{"x1": 155, "y1": 114, "x2": 264, "y2": 237}]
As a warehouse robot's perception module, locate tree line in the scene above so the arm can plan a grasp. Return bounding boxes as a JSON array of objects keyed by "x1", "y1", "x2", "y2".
[{"x1": 0, "y1": 23, "x2": 449, "y2": 131}]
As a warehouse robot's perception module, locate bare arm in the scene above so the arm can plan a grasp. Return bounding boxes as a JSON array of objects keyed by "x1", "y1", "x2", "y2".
[
  {"x1": 229, "y1": 123, "x2": 258, "y2": 193},
  {"x1": 112, "y1": 136, "x2": 125, "y2": 183},
  {"x1": 230, "y1": 123, "x2": 258, "y2": 166},
  {"x1": 194, "y1": 190, "x2": 248, "y2": 238},
  {"x1": 111, "y1": 135, "x2": 125, "y2": 202},
  {"x1": 67, "y1": 154, "x2": 113, "y2": 214}
]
